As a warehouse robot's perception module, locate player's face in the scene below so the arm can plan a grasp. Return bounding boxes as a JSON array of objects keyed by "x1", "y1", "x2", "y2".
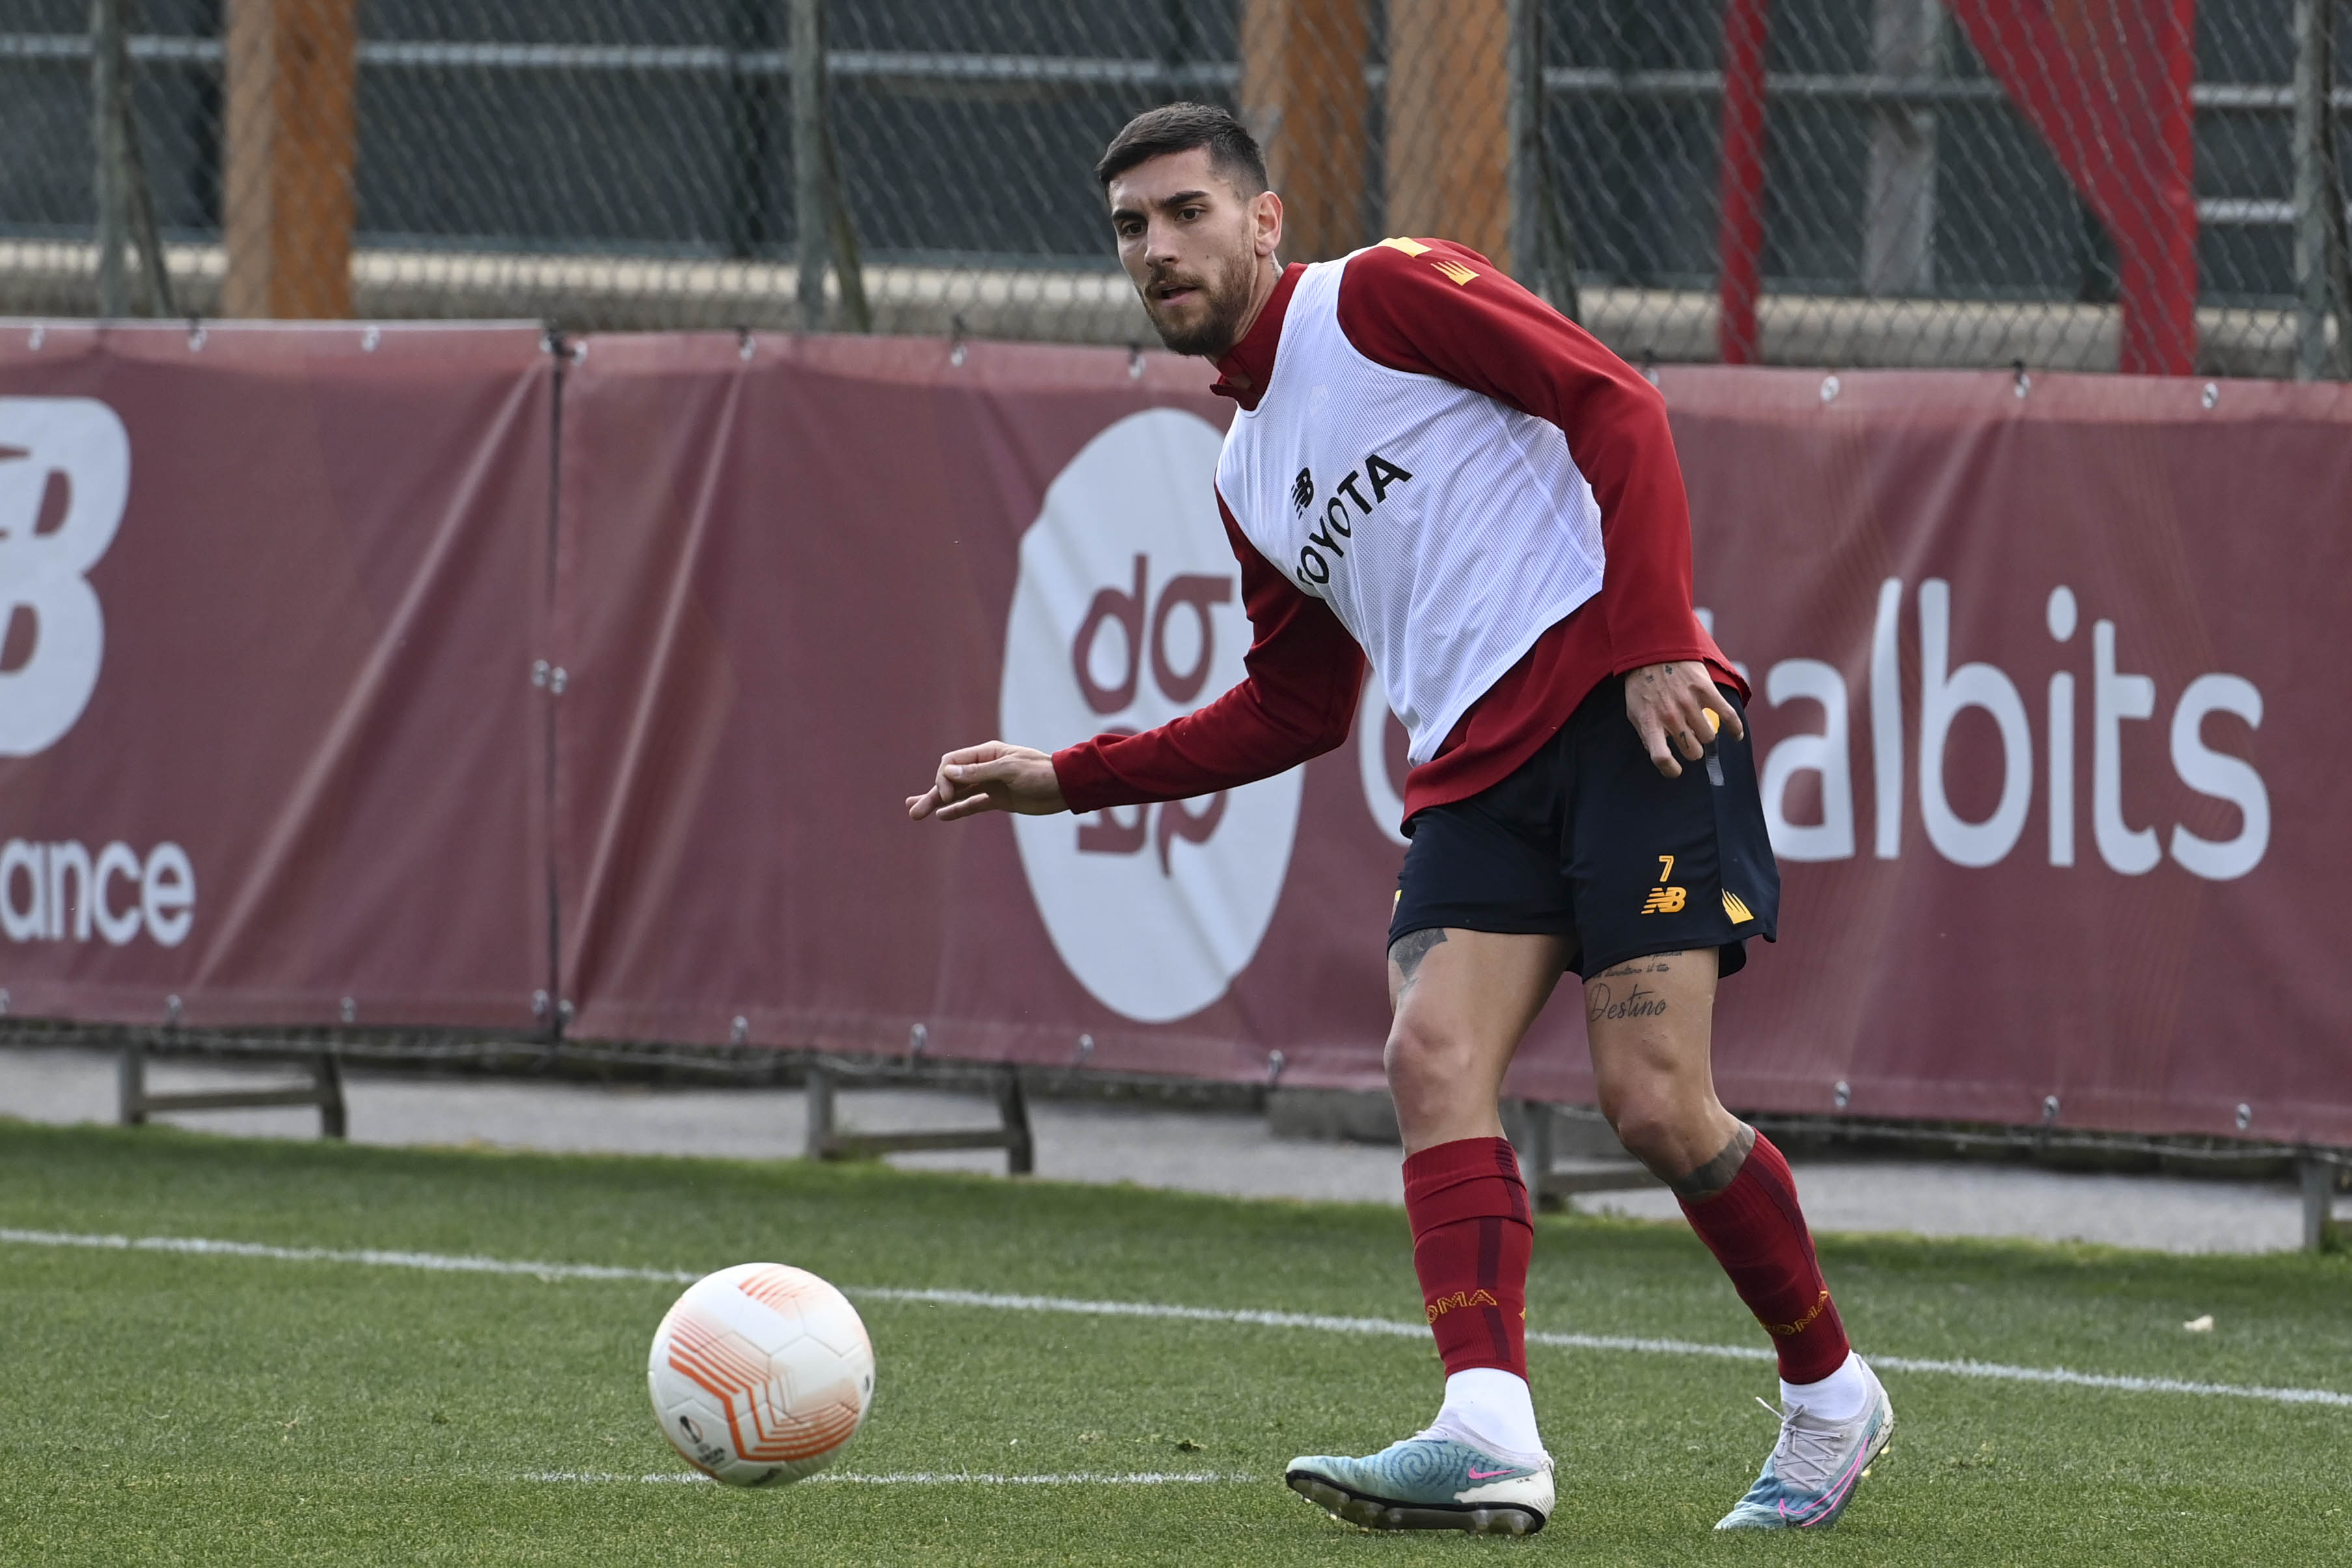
[{"x1": 1107, "y1": 148, "x2": 1274, "y2": 358}]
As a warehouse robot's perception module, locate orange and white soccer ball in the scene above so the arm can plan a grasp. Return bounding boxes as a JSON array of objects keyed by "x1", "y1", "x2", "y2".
[{"x1": 647, "y1": 1262, "x2": 876, "y2": 1485}]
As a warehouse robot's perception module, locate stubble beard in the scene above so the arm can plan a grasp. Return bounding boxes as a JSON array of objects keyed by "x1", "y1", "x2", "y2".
[{"x1": 1143, "y1": 252, "x2": 1256, "y2": 358}]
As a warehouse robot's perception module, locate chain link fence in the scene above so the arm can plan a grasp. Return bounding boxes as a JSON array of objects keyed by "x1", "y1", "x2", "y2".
[{"x1": 2, "y1": 1, "x2": 2347, "y2": 374}]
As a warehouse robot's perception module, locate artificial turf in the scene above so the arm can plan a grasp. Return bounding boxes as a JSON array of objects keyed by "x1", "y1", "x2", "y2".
[{"x1": 0, "y1": 1119, "x2": 2343, "y2": 1566}]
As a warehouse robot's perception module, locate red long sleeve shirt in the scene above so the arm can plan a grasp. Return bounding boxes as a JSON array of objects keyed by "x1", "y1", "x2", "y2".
[{"x1": 1052, "y1": 240, "x2": 1739, "y2": 828}]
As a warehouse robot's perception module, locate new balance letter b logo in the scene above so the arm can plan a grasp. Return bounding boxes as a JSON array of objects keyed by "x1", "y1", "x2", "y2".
[{"x1": 0, "y1": 398, "x2": 129, "y2": 756}]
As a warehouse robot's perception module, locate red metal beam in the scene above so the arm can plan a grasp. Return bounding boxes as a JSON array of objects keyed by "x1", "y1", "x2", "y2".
[{"x1": 1715, "y1": 0, "x2": 1772, "y2": 364}]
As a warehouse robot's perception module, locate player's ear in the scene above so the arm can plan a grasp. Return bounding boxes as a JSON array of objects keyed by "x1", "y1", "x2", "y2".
[{"x1": 1253, "y1": 189, "x2": 1284, "y2": 259}]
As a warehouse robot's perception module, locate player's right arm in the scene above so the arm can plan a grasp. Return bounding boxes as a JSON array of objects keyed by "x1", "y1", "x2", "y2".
[{"x1": 908, "y1": 497, "x2": 1365, "y2": 824}]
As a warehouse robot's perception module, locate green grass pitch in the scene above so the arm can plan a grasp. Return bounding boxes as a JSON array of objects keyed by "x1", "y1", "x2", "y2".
[{"x1": 0, "y1": 1120, "x2": 2344, "y2": 1566}]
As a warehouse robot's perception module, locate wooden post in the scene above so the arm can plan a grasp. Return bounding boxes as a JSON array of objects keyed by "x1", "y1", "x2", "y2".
[
  {"x1": 1239, "y1": 0, "x2": 1370, "y2": 264},
  {"x1": 1386, "y1": 0, "x2": 1511, "y2": 267},
  {"x1": 222, "y1": 0, "x2": 358, "y2": 319}
]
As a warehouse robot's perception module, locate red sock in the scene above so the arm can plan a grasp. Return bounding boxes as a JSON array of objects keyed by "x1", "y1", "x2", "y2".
[
  {"x1": 1403, "y1": 1137, "x2": 1532, "y2": 1379},
  {"x1": 1677, "y1": 1133, "x2": 1850, "y2": 1384}
]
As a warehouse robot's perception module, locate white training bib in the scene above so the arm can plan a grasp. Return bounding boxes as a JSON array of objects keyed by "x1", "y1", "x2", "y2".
[{"x1": 1217, "y1": 251, "x2": 1606, "y2": 764}]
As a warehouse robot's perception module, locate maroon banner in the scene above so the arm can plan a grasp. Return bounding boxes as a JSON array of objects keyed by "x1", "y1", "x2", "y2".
[
  {"x1": 1672, "y1": 366, "x2": 2352, "y2": 1145},
  {"x1": 0, "y1": 322, "x2": 553, "y2": 1029},
  {"x1": 556, "y1": 340, "x2": 2351, "y2": 1147}
]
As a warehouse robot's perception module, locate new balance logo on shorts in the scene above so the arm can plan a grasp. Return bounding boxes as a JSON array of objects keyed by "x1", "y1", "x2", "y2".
[{"x1": 1641, "y1": 855, "x2": 1687, "y2": 914}]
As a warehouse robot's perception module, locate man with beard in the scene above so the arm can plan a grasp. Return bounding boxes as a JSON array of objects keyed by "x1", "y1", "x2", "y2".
[{"x1": 906, "y1": 102, "x2": 1892, "y2": 1537}]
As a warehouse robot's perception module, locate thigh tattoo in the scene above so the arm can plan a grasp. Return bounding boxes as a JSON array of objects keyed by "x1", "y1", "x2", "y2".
[{"x1": 1388, "y1": 928, "x2": 1449, "y2": 997}]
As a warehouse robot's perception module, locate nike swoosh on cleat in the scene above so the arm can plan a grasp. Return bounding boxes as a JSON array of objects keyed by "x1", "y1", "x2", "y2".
[{"x1": 1464, "y1": 1467, "x2": 1524, "y2": 1481}]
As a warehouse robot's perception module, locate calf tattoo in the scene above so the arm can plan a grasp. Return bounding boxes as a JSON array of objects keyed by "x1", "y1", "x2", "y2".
[
  {"x1": 1389, "y1": 928, "x2": 1448, "y2": 995},
  {"x1": 1669, "y1": 1122, "x2": 1757, "y2": 1199}
]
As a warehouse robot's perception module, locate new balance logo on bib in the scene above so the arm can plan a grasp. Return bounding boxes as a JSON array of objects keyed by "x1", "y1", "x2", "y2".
[{"x1": 1216, "y1": 250, "x2": 1608, "y2": 766}]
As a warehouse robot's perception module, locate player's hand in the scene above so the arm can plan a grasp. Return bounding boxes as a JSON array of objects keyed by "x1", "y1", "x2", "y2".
[
  {"x1": 1623, "y1": 661, "x2": 1744, "y2": 779},
  {"x1": 906, "y1": 741, "x2": 1067, "y2": 822}
]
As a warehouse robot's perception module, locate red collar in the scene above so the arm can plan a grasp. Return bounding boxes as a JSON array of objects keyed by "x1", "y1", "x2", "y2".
[{"x1": 1210, "y1": 263, "x2": 1306, "y2": 412}]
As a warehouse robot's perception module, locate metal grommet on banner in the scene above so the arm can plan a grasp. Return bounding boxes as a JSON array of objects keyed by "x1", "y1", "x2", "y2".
[
  {"x1": 570, "y1": 340, "x2": 589, "y2": 364},
  {"x1": 2236, "y1": 1103, "x2": 2253, "y2": 1131},
  {"x1": 531, "y1": 658, "x2": 550, "y2": 688},
  {"x1": 2012, "y1": 360, "x2": 2031, "y2": 399},
  {"x1": 908, "y1": 1021, "x2": 929, "y2": 1057},
  {"x1": 1074, "y1": 1033, "x2": 1094, "y2": 1066},
  {"x1": 2202, "y1": 381, "x2": 2221, "y2": 410},
  {"x1": 557, "y1": 999, "x2": 575, "y2": 1025},
  {"x1": 547, "y1": 666, "x2": 567, "y2": 695},
  {"x1": 1833, "y1": 1079, "x2": 1852, "y2": 1109},
  {"x1": 1126, "y1": 344, "x2": 1144, "y2": 380},
  {"x1": 737, "y1": 327, "x2": 754, "y2": 362},
  {"x1": 949, "y1": 313, "x2": 967, "y2": 368},
  {"x1": 27, "y1": 326, "x2": 42, "y2": 351},
  {"x1": 0, "y1": 988, "x2": 10, "y2": 1015},
  {"x1": 186, "y1": 319, "x2": 206, "y2": 353},
  {"x1": 532, "y1": 990, "x2": 550, "y2": 1020},
  {"x1": 1640, "y1": 348, "x2": 1658, "y2": 385},
  {"x1": 165, "y1": 994, "x2": 183, "y2": 1023},
  {"x1": 731, "y1": 1015, "x2": 750, "y2": 1045},
  {"x1": 340, "y1": 997, "x2": 357, "y2": 1024},
  {"x1": 2041, "y1": 1094, "x2": 2061, "y2": 1124},
  {"x1": 1265, "y1": 1049, "x2": 1286, "y2": 1085},
  {"x1": 360, "y1": 326, "x2": 381, "y2": 353},
  {"x1": 1820, "y1": 375, "x2": 1839, "y2": 403}
]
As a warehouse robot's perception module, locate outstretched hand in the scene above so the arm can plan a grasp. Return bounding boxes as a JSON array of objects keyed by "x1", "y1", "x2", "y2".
[
  {"x1": 1623, "y1": 660, "x2": 1744, "y2": 779},
  {"x1": 906, "y1": 740, "x2": 1068, "y2": 822}
]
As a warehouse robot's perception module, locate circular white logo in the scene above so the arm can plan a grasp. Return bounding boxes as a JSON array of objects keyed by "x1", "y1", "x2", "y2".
[
  {"x1": 1000, "y1": 408, "x2": 1303, "y2": 1023},
  {"x1": 0, "y1": 398, "x2": 128, "y2": 757}
]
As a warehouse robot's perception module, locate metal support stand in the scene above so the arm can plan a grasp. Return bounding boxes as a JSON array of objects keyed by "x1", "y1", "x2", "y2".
[
  {"x1": 1511, "y1": 1101, "x2": 1656, "y2": 1213},
  {"x1": 117, "y1": 1038, "x2": 347, "y2": 1138},
  {"x1": 804, "y1": 1062, "x2": 1033, "y2": 1175},
  {"x1": 2301, "y1": 1156, "x2": 2342, "y2": 1252}
]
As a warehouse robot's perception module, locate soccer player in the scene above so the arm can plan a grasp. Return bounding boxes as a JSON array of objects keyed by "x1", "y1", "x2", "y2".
[{"x1": 906, "y1": 103, "x2": 1892, "y2": 1536}]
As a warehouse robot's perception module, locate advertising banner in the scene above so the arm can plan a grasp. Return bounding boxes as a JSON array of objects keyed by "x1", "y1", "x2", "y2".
[
  {"x1": 1672, "y1": 368, "x2": 2351, "y2": 1144},
  {"x1": 0, "y1": 322, "x2": 554, "y2": 1028},
  {"x1": 556, "y1": 340, "x2": 2352, "y2": 1146}
]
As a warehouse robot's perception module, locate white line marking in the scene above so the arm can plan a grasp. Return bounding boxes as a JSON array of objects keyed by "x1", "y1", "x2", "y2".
[
  {"x1": 0, "y1": 1226, "x2": 697, "y2": 1282},
  {"x1": 522, "y1": 1470, "x2": 1247, "y2": 1486},
  {"x1": 5, "y1": 1226, "x2": 2345, "y2": 1411}
]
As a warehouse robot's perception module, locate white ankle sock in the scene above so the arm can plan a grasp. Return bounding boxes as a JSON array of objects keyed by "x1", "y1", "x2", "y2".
[
  {"x1": 1781, "y1": 1351, "x2": 1872, "y2": 1424},
  {"x1": 1429, "y1": 1367, "x2": 1547, "y2": 1463}
]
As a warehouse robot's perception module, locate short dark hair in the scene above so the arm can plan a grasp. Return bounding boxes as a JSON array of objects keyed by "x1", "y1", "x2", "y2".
[{"x1": 1094, "y1": 102, "x2": 1268, "y2": 194}]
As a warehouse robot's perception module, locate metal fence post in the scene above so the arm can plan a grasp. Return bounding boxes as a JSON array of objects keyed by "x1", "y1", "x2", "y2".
[
  {"x1": 791, "y1": 0, "x2": 827, "y2": 332},
  {"x1": 2294, "y1": 0, "x2": 2334, "y2": 379},
  {"x1": 1506, "y1": 0, "x2": 1542, "y2": 291},
  {"x1": 90, "y1": 0, "x2": 128, "y2": 318},
  {"x1": 1862, "y1": 0, "x2": 1941, "y2": 297}
]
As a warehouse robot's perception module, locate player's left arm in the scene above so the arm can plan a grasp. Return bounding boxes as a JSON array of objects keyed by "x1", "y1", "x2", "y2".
[{"x1": 1334, "y1": 240, "x2": 1740, "y2": 777}]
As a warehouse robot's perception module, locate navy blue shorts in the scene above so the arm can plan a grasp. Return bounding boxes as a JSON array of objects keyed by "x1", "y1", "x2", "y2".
[{"x1": 1388, "y1": 676, "x2": 1780, "y2": 979}]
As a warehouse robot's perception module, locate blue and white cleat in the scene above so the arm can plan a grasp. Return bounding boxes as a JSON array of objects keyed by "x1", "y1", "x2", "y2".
[
  {"x1": 1285, "y1": 1432, "x2": 1552, "y2": 1535},
  {"x1": 1715, "y1": 1356, "x2": 1895, "y2": 1530}
]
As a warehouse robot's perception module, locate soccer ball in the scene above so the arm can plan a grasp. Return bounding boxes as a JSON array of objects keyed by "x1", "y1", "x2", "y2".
[{"x1": 647, "y1": 1262, "x2": 876, "y2": 1486}]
